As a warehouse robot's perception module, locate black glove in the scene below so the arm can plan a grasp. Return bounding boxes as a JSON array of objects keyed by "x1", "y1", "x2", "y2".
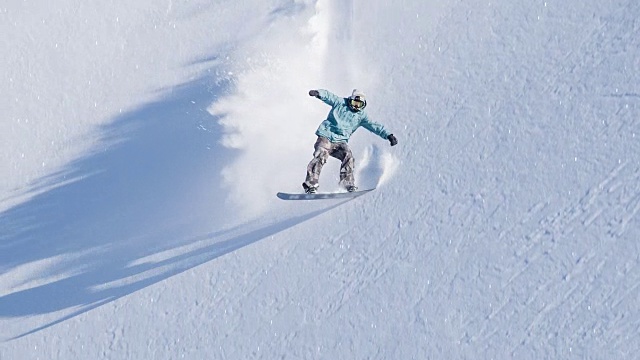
[
  {"x1": 387, "y1": 134, "x2": 398, "y2": 146},
  {"x1": 309, "y1": 89, "x2": 320, "y2": 98}
]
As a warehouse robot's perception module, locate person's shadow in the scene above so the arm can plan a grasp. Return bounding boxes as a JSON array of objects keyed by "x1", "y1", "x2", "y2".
[{"x1": 0, "y1": 74, "x2": 345, "y2": 340}]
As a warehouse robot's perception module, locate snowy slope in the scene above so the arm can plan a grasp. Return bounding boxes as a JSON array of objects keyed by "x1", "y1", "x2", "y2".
[{"x1": 2, "y1": 0, "x2": 639, "y2": 359}]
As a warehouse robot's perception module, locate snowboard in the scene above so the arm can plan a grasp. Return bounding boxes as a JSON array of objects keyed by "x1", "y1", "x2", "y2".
[{"x1": 276, "y1": 188, "x2": 375, "y2": 201}]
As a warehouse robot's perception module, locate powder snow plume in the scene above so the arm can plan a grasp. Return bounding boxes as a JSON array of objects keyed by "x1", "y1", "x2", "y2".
[{"x1": 209, "y1": 0, "x2": 368, "y2": 216}]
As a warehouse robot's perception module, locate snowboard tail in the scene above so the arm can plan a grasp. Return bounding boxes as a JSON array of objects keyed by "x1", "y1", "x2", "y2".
[{"x1": 276, "y1": 188, "x2": 375, "y2": 201}]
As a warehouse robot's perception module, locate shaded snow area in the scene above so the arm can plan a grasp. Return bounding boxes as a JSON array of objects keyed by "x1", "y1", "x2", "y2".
[{"x1": 1, "y1": 0, "x2": 639, "y2": 359}]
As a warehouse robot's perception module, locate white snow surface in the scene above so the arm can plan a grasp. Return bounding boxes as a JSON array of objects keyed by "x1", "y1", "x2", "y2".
[{"x1": 1, "y1": 0, "x2": 639, "y2": 358}]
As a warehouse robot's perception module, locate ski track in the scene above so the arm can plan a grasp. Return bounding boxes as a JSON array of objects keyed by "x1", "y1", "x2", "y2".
[
  {"x1": 486, "y1": 162, "x2": 640, "y2": 357},
  {"x1": 506, "y1": 22, "x2": 631, "y2": 360},
  {"x1": 399, "y1": 0, "x2": 640, "y2": 357}
]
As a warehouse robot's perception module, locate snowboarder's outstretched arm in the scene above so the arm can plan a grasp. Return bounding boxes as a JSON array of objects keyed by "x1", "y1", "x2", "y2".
[
  {"x1": 308, "y1": 89, "x2": 341, "y2": 107},
  {"x1": 360, "y1": 114, "x2": 398, "y2": 146}
]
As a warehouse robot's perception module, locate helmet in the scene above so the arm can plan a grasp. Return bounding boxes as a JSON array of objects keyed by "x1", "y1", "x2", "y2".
[{"x1": 348, "y1": 89, "x2": 367, "y2": 111}]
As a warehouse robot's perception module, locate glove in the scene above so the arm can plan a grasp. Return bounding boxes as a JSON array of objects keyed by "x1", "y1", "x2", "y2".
[
  {"x1": 309, "y1": 90, "x2": 320, "y2": 98},
  {"x1": 387, "y1": 134, "x2": 398, "y2": 146}
]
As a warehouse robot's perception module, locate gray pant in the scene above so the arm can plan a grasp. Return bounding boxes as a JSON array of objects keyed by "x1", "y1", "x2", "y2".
[{"x1": 304, "y1": 137, "x2": 355, "y2": 188}]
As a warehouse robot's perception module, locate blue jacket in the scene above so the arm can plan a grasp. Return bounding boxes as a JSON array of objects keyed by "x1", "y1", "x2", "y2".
[{"x1": 314, "y1": 89, "x2": 390, "y2": 143}]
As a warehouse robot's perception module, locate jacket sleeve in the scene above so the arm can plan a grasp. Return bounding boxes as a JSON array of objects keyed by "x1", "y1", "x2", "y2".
[
  {"x1": 360, "y1": 113, "x2": 391, "y2": 139},
  {"x1": 317, "y1": 89, "x2": 342, "y2": 107}
]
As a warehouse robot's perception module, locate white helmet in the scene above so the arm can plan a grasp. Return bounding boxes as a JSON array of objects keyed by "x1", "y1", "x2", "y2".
[{"x1": 348, "y1": 89, "x2": 367, "y2": 111}]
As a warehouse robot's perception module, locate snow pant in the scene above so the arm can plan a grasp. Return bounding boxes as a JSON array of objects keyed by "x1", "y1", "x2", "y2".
[{"x1": 304, "y1": 136, "x2": 355, "y2": 188}]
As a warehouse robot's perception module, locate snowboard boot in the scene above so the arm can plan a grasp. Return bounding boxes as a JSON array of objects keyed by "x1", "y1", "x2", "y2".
[
  {"x1": 346, "y1": 185, "x2": 358, "y2": 193},
  {"x1": 302, "y1": 182, "x2": 319, "y2": 194}
]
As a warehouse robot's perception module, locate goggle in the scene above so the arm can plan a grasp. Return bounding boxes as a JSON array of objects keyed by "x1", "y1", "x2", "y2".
[{"x1": 349, "y1": 96, "x2": 366, "y2": 110}]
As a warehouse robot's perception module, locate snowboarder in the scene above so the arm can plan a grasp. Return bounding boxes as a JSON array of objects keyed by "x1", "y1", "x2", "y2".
[{"x1": 302, "y1": 89, "x2": 398, "y2": 194}]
